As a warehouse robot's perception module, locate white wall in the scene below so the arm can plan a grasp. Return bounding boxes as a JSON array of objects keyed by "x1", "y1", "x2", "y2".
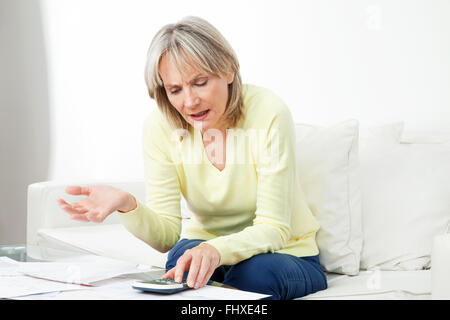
[
  {"x1": 40, "y1": 0, "x2": 450, "y2": 183},
  {"x1": 1, "y1": 0, "x2": 449, "y2": 244},
  {"x1": 0, "y1": 0, "x2": 50, "y2": 245}
]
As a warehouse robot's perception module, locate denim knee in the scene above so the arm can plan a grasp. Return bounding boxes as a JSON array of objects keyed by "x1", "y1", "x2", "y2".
[{"x1": 222, "y1": 253, "x2": 327, "y2": 300}]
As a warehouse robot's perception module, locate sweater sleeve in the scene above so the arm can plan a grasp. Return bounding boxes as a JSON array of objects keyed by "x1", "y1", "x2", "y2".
[
  {"x1": 119, "y1": 109, "x2": 182, "y2": 253},
  {"x1": 206, "y1": 100, "x2": 296, "y2": 266}
]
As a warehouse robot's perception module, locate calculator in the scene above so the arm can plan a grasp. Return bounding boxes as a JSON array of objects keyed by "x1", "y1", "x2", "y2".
[{"x1": 131, "y1": 278, "x2": 191, "y2": 294}]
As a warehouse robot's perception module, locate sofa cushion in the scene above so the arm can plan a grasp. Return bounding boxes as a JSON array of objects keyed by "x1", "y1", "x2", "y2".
[
  {"x1": 295, "y1": 119, "x2": 362, "y2": 275},
  {"x1": 360, "y1": 126, "x2": 450, "y2": 270}
]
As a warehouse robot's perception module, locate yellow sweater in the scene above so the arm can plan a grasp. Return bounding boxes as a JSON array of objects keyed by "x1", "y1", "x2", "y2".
[{"x1": 119, "y1": 84, "x2": 320, "y2": 266}]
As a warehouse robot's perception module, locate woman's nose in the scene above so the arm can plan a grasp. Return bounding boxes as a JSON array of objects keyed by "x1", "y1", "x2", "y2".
[{"x1": 183, "y1": 88, "x2": 199, "y2": 108}]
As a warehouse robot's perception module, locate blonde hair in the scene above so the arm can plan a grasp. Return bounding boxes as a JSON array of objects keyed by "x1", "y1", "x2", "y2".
[{"x1": 144, "y1": 16, "x2": 244, "y2": 132}]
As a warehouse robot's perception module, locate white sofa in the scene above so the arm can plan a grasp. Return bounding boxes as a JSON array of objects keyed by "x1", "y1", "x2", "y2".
[{"x1": 26, "y1": 120, "x2": 450, "y2": 299}]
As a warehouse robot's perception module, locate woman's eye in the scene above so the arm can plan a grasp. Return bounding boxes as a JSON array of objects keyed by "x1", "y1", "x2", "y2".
[
  {"x1": 196, "y1": 80, "x2": 207, "y2": 87},
  {"x1": 169, "y1": 81, "x2": 207, "y2": 95}
]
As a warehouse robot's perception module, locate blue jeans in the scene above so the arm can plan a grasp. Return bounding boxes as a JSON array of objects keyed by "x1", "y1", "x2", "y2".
[{"x1": 165, "y1": 238, "x2": 328, "y2": 300}]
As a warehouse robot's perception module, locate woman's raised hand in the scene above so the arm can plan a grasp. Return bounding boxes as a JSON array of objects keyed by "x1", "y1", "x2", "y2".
[{"x1": 57, "y1": 185, "x2": 137, "y2": 223}]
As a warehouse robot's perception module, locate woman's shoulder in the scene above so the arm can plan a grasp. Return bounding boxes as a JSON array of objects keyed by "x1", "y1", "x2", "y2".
[
  {"x1": 242, "y1": 83, "x2": 292, "y2": 126},
  {"x1": 243, "y1": 83, "x2": 283, "y2": 103},
  {"x1": 145, "y1": 107, "x2": 165, "y2": 126},
  {"x1": 143, "y1": 107, "x2": 175, "y2": 143},
  {"x1": 146, "y1": 107, "x2": 177, "y2": 132}
]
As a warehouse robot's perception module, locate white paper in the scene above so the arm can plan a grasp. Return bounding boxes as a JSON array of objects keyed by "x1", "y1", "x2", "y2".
[
  {"x1": 3, "y1": 255, "x2": 268, "y2": 300},
  {"x1": 0, "y1": 256, "x2": 21, "y2": 276},
  {"x1": 38, "y1": 224, "x2": 168, "y2": 268},
  {"x1": 14, "y1": 277, "x2": 269, "y2": 300},
  {"x1": 0, "y1": 275, "x2": 90, "y2": 299},
  {"x1": 16, "y1": 254, "x2": 151, "y2": 285},
  {"x1": 179, "y1": 285, "x2": 270, "y2": 300},
  {"x1": 1, "y1": 256, "x2": 90, "y2": 298},
  {"x1": 0, "y1": 256, "x2": 19, "y2": 265}
]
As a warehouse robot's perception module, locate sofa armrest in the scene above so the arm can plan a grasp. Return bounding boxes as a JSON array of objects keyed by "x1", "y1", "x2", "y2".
[
  {"x1": 26, "y1": 179, "x2": 193, "y2": 266},
  {"x1": 26, "y1": 179, "x2": 146, "y2": 249}
]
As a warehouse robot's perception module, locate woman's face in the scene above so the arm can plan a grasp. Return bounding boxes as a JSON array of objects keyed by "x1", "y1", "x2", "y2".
[{"x1": 159, "y1": 53, "x2": 234, "y2": 133}]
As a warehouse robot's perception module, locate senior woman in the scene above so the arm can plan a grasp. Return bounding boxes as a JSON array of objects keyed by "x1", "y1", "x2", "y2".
[{"x1": 57, "y1": 16, "x2": 327, "y2": 300}]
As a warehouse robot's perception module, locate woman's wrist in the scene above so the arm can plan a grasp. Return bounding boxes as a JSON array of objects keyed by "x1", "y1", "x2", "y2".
[{"x1": 117, "y1": 193, "x2": 137, "y2": 213}]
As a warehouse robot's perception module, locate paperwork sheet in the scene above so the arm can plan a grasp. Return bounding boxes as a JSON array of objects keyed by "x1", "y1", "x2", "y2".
[
  {"x1": 1, "y1": 256, "x2": 269, "y2": 300},
  {"x1": 0, "y1": 275, "x2": 90, "y2": 299},
  {"x1": 0, "y1": 257, "x2": 90, "y2": 299},
  {"x1": 16, "y1": 277, "x2": 270, "y2": 300},
  {"x1": 0, "y1": 256, "x2": 21, "y2": 276},
  {"x1": 15, "y1": 254, "x2": 151, "y2": 285},
  {"x1": 38, "y1": 224, "x2": 168, "y2": 268}
]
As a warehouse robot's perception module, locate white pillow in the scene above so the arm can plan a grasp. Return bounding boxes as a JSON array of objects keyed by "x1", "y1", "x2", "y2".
[
  {"x1": 400, "y1": 130, "x2": 450, "y2": 144},
  {"x1": 295, "y1": 119, "x2": 362, "y2": 275},
  {"x1": 360, "y1": 125, "x2": 450, "y2": 270}
]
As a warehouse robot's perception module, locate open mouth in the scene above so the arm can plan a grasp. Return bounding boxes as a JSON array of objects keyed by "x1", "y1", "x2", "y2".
[{"x1": 190, "y1": 109, "x2": 210, "y2": 120}]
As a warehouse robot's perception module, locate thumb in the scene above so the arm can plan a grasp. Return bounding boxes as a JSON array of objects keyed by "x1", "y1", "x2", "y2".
[{"x1": 65, "y1": 185, "x2": 91, "y2": 196}]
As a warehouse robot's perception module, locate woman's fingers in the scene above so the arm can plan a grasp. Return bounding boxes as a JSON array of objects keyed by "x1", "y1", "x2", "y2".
[
  {"x1": 160, "y1": 244, "x2": 221, "y2": 290},
  {"x1": 186, "y1": 255, "x2": 202, "y2": 288},
  {"x1": 174, "y1": 251, "x2": 191, "y2": 283},
  {"x1": 65, "y1": 185, "x2": 91, "y2": 196},
  {"x1": 69, "y1": 213, "x2": 90, "y2": 221},
  {"x1": 169, "y1": 249, "x2": 216, "y2": 289},
  {"x1": 193, "y1": 256, "x2": 213, "y2": 288},
  {"x1": 57, "y1": 198, "x2": 88, "y2": 215},
  {"x1": 86, "y1": 210, "x2": 108, "y2": 223},
  {"x1": 57, "y1": 198, "x2": 106, "y2": 222}
]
